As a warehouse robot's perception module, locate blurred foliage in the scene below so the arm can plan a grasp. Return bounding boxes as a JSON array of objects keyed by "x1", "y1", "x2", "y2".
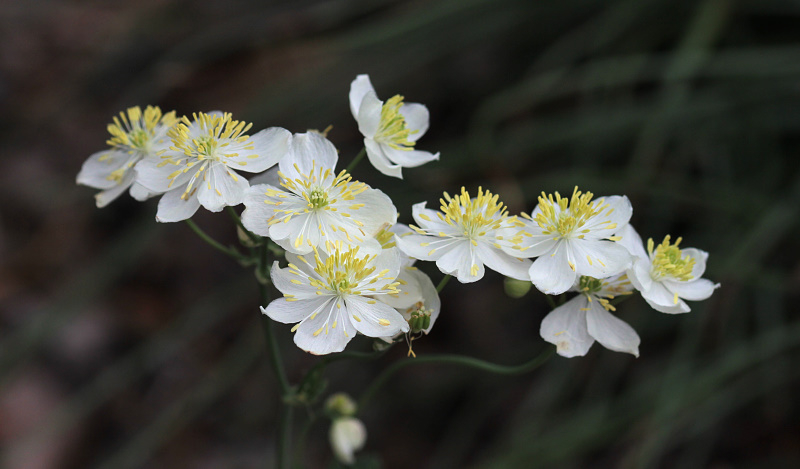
[{"x1": 1, "y1": 0, "x2": 799, "y2": 468}]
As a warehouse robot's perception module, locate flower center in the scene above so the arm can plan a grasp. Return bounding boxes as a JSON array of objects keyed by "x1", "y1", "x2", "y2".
[
  {"x1": 579, "y1": 276, "x2": 603, "y2": 295},
  {"x1": 375, "y1": 95, "x2": 417, "y2": 150},
  {"x1": 578, "y1": 275, "x2": 632, "y2": 311},
  {"x1": 168, "y1": 112, "x2": 254, "y2": 162},
  {"x1": 534, "y1": 187, "x2": 612, "y2": 239},
  {"x1": 305, "y1": 245, "x2": 399, "y2": 298},
  {"x1": 438, "y1": 186, "x2": 509, "y2": 240},
  {"x1": 106, "y1": 105, "x2": 176, "y2": 152},
  {"x1": 648, "y1": 235, "x2": 695, "y2": 281},
  {"x1": 307, "y1": 188, "x2": 329, "y2": 209}
]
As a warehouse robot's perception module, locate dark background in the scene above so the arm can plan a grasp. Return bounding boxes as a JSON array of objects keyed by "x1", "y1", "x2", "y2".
[{"x1": 1, "y1": 0, "x2": 799, "y2": 468}]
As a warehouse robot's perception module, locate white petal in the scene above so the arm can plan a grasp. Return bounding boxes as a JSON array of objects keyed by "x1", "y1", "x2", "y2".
[
  {"x1": 380, "y1": 145, "x2": 439, "y2": 168},
  {"x1": 399, "y1": 103, "x2": 430, "y2": 142},
  {"x1": 248, "y1": 166, "x2": 280, "y2": 187},
  {"x1": 196, "y1": 164, "x2": 249, "y2": 212},
  {"x1": 528, "y1": 242, "x2": 578, "y2": 295},
  {"x1": 509, "y1": 217, "x2": 559, "y2": 258},
  {"x1": 627, "y1": 257, "x2": 653, "y2": 292},
  {"x1": 540, "y1": 296, "x2": 594, "y2": 358},
  {"x1": 227, "y1": 127, "x2": 291, "y2": 173},
  {"x1": 343, "y1": 187, "x2": 397, "y2": 237},
  {"x1": 349, "y1": 74, "x2": 376, "y2": 119},
  {"x1": 77, "y1": 149, "x2": 129, "y2": 189},
  {"x1": 364, "y1": 138, "x2": 402, "y2": 178},
  {"x1": 662, "y1": 278, "x2": 719, "y2": 301},
  {"x1": 270, "y1": 263, "x2": 319, "y2": 299},
  {"x1": 644, "y1": 296, "x2": 690, "y2": 314},
  {"x1": 357, "y1": 91, "x2": 382, "y2": 138},
  {"x1": 377, "y1": 267, "x2": 423, "y2": 309},
  {"x1": 95, "y1": 171, "x2": 135, "y2": 208},
  {"x1": 586, "y1": 300, "x2": 640, "y2": 357},
  {"x1": 155, "y1": 186, "x2": 201, "y2": 223},
  {"x1": 681, "y1": 248, "x2": 709, "y2": 280},
  {"x1": 570, "y1": 239, "x2": 632, "y2": 279},
  {"x1": 395, "y1": 233, "x2": 458, "y2": 261},
  {"x1": 641, "y1": 281, "x2": 691, "y2": 313},
  {"x1": 279, "y1": 132, "x2": 338, "y2": 180},
  {"x1": 241, "y1": 183, "x2": 280, "y2": 237},
  {"x1": 615, "y1": 224, "x2": 648, "y2": 260},
  {"x1": 409, "y1": 267, "x2": 441, "y2": 333},
  {"x1": 475, "y1": 241, "x2": 532, "y2": 281},
  {"x1": 261, "y1": 297, "x2": 327, "y2": 324},
  {"x1": 412, "y1": 202, "x2": 454, "y2": 232},
  {"x1": 581, "y1": 195, "x2": 633, "y2": 237},
  {"x1": 345, "y1": 296, "x2": 408, "y2": 338},
  {"x1": 129, "y1": 182, "x2": 156, "y2": 201},
  {"x1": 294, "y1": 299, "x2": 356, "y2": 355},
  {"x1": 330, "y1": 418, "x2": 367, "y2": 465},
  {"x1": 135, "y1": 155, "x2": 187, "y2": 193},
  {"x1": 436, "y1": 241, "x2": 485, "y2": 283}
]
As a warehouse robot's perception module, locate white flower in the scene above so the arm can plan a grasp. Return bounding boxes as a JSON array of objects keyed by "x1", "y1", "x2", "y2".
[
  {"x1": 374, "y1": 225, "x2": 441, "y2": 336},
  {"x1": 349, "y1": 74, "x2": 439, "y2": 179},
  {"x1": 135, "y1": 112, "x2": 291, "y2": 222},
  {"x1": 507, "y1": 187, "x2": 633, "y2": 295},
  {"x1": 395, "y1": 187, "x2": 532, "y2": 283},
  {"x1": 540, "y1": 275, "x2": 640, "y2": 358},
  {"x1": 617, "y1": 224, "x2": 719, "y2": 314},
  {"x1": 241, "y1": 132, "x2": 397, "y2": 255},
  {"x1": 263, "y1": 244, "x2": 409, "y2": 354},
  {"x1": 330, "y1": 417, "x2": 366, "y2": 465},
  {"x1": 77, "y1": 106, "x2": 177, "y2": 207}
]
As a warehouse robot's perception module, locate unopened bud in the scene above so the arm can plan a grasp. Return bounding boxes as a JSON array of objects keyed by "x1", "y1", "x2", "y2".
[
  {"x1": 504, "y1": 277, "x2": 532, "y2": 298},
  {"x1": 325, "y1": 393, "x2": 357, "y2": 418}
]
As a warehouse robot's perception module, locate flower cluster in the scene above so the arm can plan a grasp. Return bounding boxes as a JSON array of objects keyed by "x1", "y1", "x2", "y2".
[
  {"x1": 79, "y1": 75, "x2": 720, "y2": 466},
  {"x1": 78, "y1": 77, "x2": 718, "y2": 361}
]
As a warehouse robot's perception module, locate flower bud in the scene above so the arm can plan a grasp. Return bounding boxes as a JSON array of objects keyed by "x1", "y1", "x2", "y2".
[
  {"x1": 330, "y1": 417, "x2": 366, "y2": 465},
  {"x1": 325, "y1": 393, "x2": 357, "y2": 418},
  {"x1": 504, "y1": 277, "x2": 532, "y2": 298}
]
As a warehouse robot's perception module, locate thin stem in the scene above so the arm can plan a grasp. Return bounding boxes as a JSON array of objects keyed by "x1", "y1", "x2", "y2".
[
  {"x1": 185, "y1": 219, "x2": 244, "y2": 261},
  {"x1": 545, "y1": 294, "x2": 557, "y2": 310},
  {"x1": 277, "y1": 404, "x2": 294, "y2": 469},
  {"x1": 345, "y1": 148, "x2": 367, "y2": 173},
  {"x1": 436, "y1": 274, "x2": 452, "y2": 293},
  {"x1": 257, "y1": 255, "x2": 290, "y2": 396},
  {"x1": 357, "y1": 347, "x2": 555, "y2": 412}
]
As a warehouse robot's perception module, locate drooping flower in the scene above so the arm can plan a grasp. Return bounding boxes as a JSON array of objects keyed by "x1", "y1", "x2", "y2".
[
  {"x1": 263, "y1": 243, "x2": 409, "y2": 354},
  {"x1": 330, "y1": 417, "x2": 367, "y2": 465},
  {"x1": 349, "y1": 74, "x2": 439, "y2": 178},
  {"x1": 395, "y1": 187, "x2": 532, "y2": 283},
  {"x1": 241, "y1": 132, "x2": 397, "y2": 255},
  {"x1": 77, "y1": 106, "x2": 177, "y2": 207},
  {"x1": 540, "y1": 274, "x2": 640, "y2": 358},
  {"x1": 135, "y1": 112, "x2": 291, "y2": 222},
  {"x1": 506, "y1": 187, "x2": 633, "y2": 295},
  {"x1": 617, "y1": 224, "x2": 719, "y2": 314}
]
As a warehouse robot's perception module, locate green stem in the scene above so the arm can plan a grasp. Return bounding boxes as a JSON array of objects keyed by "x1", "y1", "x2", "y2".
[
  {"x1": 545, "y1": 294, "x2": 557, "y2": 310},
  {"x1": 257, "y1": 251, "x2": 290, "y2": 396},
  {"x1": 255, "y1": 244, "x2": 292, "y2": 468},
  {"x1": 277, "y1": 405, "x2": 294, "y2": 469},
  {"x1": 345, "y1": 148, "x2": 367, "y2": 173},
  {"x1": 357, "y1": 347, "x2": 555, "y2": 413},
  {"x1": 436, "y1": 274, "x2": 452, "y2": 293},
  {"x1": 185, "y1": 219, "x2": 244, "y2": 261}
]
